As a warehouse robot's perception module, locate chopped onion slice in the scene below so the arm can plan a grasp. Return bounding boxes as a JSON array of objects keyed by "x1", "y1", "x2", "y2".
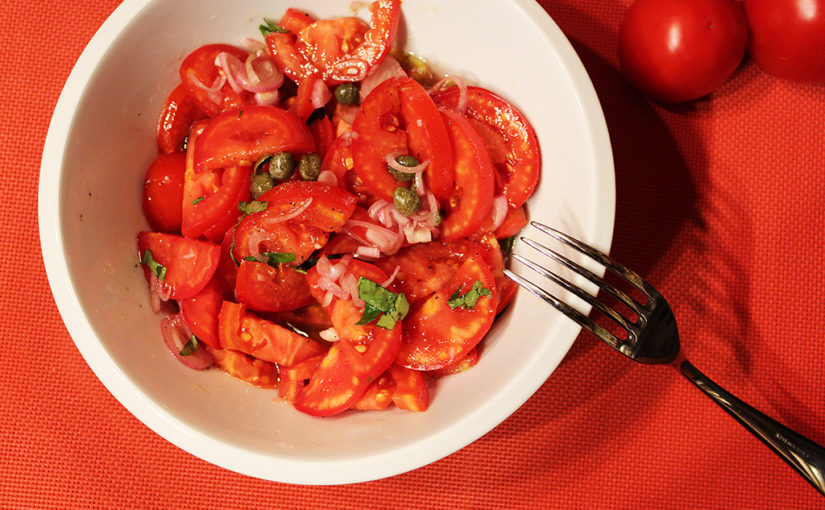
[
  {"x1": 310, "y1": 79, "x2": 332, "y2": 109},
  {"x1": 356, "y1": 245, "x2": 381, "y2": 259},
  {"x1": 240, "y1": 38, "x2": 267, "y2": 53},
  {"x1": 243, "y1": 53, "x2": 284, "y2": 92},
  {"x1": 319, "y1": 327, "x2": 340, "y2": 342},
  {"x1": 340, "y1": 273, "x2": 364, "y2": 307},
  {"x1": 215, "y1": 52, "x2": 246, "y2": 94},
  {"x1": 160, "y1": 314, "x2": 214, "y2": 370},
  {"x1": 429, "y1": 75, "x2": 468, "y2": 114},
  {"x1": 414, "y1": 171, "x2": 426, "y2": 196},
  {"x1": 317, "y1": 170, "x2": 338, "y2": 186},
  {"x1": 385, "y1": 152, "x2": 429, "y2": 174},
  {"x1": 255, "y1": 89, "x2": 280, "y2": 106},
  {"x1": 381, "y1": 265, "x2": 401, "y2": 287},
  {"x1": 489, "y1": 195, "x2": 508, "y2": 232}
]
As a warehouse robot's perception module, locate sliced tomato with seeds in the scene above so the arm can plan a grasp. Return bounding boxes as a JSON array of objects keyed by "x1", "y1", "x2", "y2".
[
  {"x1": 322, "y1": 135, "x2": 374, "y2": 205},
  {"x1": 218, "y1": 301, "x2": 325, "y2": 366},
  {"x1": 352, "y1": 76, "x2": 453, "y2": 202},
  {"x1": 207, "y1": 346, "x2": 278, "y2": 388},
  {"x1": 193, "y1": 105, "x2": 316, "y2": 174},
  {"x1": 396, "y1": 253, "x2": 497, "y2": 370},
  {"x1": 351, "y1": 371, "x2": 396, "y2": 411},
  {"x1": 235, "y1": 259, "x2": 314, "y2": 312},
  {"x1": 296, "y1": 259, "x2": 402, "y2": 416},
  {"x1": 388, "y1": 364, "x2": 429, "y2": 411},
  {"x1": 142, "y1": 152, "x2": 186, "y2": 233},
  {"x1": 137, "y1": 231, "x2": 220, "y2": 300},
  {"x1": 157, "y1": 83, "x2": 206, "y2": 154},
  {"x1": 179, "y1": 44, "x2": 255, "y2": 117},
  {"x1": 179, "y1": 276, "x2": 222, "y2": 348},
  {"x1": 432, "y1": 86, "x2": 541, "y2": 208},
  {"x1": 297, "y1": 17, "x2": 370, "y2": 74},
  {"x1": 438, "y1": 108, "x2": 495, "y2": 241}
]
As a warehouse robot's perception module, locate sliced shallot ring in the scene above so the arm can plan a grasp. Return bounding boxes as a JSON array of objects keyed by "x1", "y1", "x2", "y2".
[
  {"x1": 381, "y1": 265, "x2": 401, "y2": 288},
  {"x1": 243, "y1": 53, "x2": 284, "y2": 92},
  {"x1": 255, "y1": 90, "x2": 280, "y2": 106},
  {"x1": 311, "y1": 79, "x2": 332, "y2": 109},
  {"x1": 160, "y1": 313, "x2": 214, "y2": 370},
  {"x1": 215, "y1": 52, "x2": 246, "y2": 94},
  {"x1": 356, "y1": 245, "x2": 381, "y2": 259},
  {"x1": 341, "y1": 273, "x2": 364, "y2": 308},
  {"x1": 385, "y1": 152, "x2": 429, "y2": 174},
  {"x1": 429, "y1": 75, "x2": 468, "y2": 114},
  {"x1": 489, "y1": 195, "x2": 509, "y2": 232},
  {"x1": 319, "y1": 327, "x2": 340, "y2": 342}
]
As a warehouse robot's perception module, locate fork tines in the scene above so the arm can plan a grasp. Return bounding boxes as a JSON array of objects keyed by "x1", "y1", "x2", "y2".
[{"x1": 503, "y1": 222, "x2": 653, "y2": 352}]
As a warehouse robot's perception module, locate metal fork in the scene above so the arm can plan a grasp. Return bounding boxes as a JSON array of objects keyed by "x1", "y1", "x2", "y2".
[{"x1": 504, "y1": 221, "x2": 825, "y2": 496}]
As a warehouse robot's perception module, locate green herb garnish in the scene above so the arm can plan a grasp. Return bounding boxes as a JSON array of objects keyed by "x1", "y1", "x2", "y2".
[
  {"x1": 179, "y1": 335, "x2": 198, "y2": 356},
  {"x1": 140, "y1": 250, "x2": 167, "y2": 280},
  {"x1": 192, "y1": 196, "x2": 205, "y2": 205},
  {"x1": 355, "y1": 277, "x2": 409, "y2": 330},
  {"x1": 244, "y1": 252, "x2": 297, "y2": 267},
  {"x1": 238, "y1": 200, "x2": 268, "y2": 215},
  {"x1": 447, "y1": 280, "x2": 492, "y2": 310},
  {"x1": 259, "y1": 18, "x2": 289, "y2": 37}
]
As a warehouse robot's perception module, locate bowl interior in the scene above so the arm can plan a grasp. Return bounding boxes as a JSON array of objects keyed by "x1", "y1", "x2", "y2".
[{"x1": 40, "y1": 0, "x2": 614, "y2": 484}]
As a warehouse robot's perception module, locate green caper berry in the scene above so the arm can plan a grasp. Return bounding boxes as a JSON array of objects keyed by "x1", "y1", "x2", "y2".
[
  {"x1": 268, "y1": 152, "x2": 296, "y2": 180},
  {"x1": 334, "y1": 83, "x2": 360, "y2": 105},
  {"x1": 392, "y1": 186, "x2": 421, "y2": 216},
  {"x1": 387, "y1": 154, "x2": 419, "y2": 182},
  {"x1": 298, "y1": 153, "x2": 322, "y2": 181},
  {"x1": 250, "y1": 173, "x2": 275, "y2": 199}
]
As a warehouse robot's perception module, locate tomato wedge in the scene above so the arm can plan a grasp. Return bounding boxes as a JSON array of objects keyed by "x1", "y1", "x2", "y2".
[
  {"x1": 265, "y1": 0, "x2": 401, "y2": 85},
  {"x1": 296, "y1": 259, "x2": 402, "y2": 416},
  {"x1": 218, "y1": 301, "x2": 325, "y2": 365},
  {"x1": 235, "y1": 260, "x2": 314, "y2": 312},
  {"x1": 280, "y1": 7, "x2": 315, "y2": 34},
  {"x1": 207, "y1": 346, "x2": 278, "y2": 388},
  {"x1": 179, "y1": 276, "x2": 222, "y2": 348},
  {"x1": 432, "y1": 86, "x2": 541, "y2": 208},
  {"x1": 278, "y1": 354, "x2": 324, "y2": 401},
  {"x1": 179, "y1": 44, "x2": 254, "y2": 117},
  {"x1": 388, "y1": 364, "x2": 429, "y2": 411},
  {"x1": 437, "y1": 108, "x2": 495, "y2": 241},
  {"x1": 157, "y1": 83, "x2": 205, "y2": 153},
  {"x1": 431, "y1": 347, "x2": 480, "y2": 377},
  {"x1": 352, "y1": 76, "x2": 454, "y2": 202},
  {"x1": 351, "y1": 372, "x2": 396, "y2": 411},
  {"x1": 137, "y1": 231, "x2": 220, "y2": 300},
  {"x1": 396, "y1": 253, "x2": 497, "y2": 370},
  {"x1": 309, "y1": 115, "x2": 335, "y2": 160},
  {"x1": 193, "y1": 105, "x2": 316, "y2": 174},
  {"x1": 181, "y1": 121, "x2": 251, "y2": 241},
  {"x1": 142, "y1": 152, "x2": 185, "y2": 233}
]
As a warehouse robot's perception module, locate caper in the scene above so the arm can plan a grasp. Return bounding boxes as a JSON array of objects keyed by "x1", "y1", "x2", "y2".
[
  {"x1": 392, "y1": 186, "x2": 421, "y2": 216},
  {"x1": 268, "y1": 152, "x2": 296, "y2": 180},
  {"x1": 297, "y1": 153, "x2": 322, "y2": 181},
  {"x1": 387, "y1": 154, "x2": 419, "y2": 182},
  {"x1": 334, "y1": 83, "x2": 360, "y2": 105},
  {"x1": 250, "y1": 173, "x2": 275, "y2": 199}
]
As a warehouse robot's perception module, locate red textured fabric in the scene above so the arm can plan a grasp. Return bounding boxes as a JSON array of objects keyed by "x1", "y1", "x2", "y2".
[{"x1": 3, "y1": 0, "x2": 824, "y2": 507}]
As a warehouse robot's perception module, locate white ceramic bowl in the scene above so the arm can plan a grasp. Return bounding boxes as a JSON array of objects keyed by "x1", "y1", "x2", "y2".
[{"x1": 39, "y1": 0, "x2": 614, "y2": 484}]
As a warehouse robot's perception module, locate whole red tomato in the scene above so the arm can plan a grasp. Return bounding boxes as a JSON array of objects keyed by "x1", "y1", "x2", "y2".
[
  {"x1": 618, "y1": 0, "x2": 748, "y2": 103},
  {"x1": 743, "y1": 0, "x2": 825, "y2": 83}
]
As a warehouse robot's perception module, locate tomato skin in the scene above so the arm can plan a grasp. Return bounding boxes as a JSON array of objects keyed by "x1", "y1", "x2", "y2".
[
  {"x1": 194, "y1": 105, "x2": 316, "y2": 174},
  {"x1": 617, "y1": 0, "x2": 748, "y2": 103},
  {"x1": 218, "y1": 301, "x2": 325, "y2": 365},
  {"x1": 142, "y1": 152, "x2": 185, "y2": 233},
  {"x1": 396, "y1": 253, "x2": 497, "y2": 370},
  {"x1": 235, "y1": 260, "x2": 315, "y2": 312},
  {"x1": 309, "y1": 115, "x2": 335, "y2": 161},
  {"x1": 432, "y1": 86, "x2": 539, "y2": 209},
  {"x1": 431, "y1": 347, "x2": 480, "y2": 377},
  {"x1": 438, "y1": 109, "x2": 495, "y2": 241},
  {"x1": 157, "y1": 83, "x2": 205, "y2": 154},
  {"x1": 179, "y1": 44, "x2": 254, "y2": 117},
  {"x1": 278, "y1": 354, "x2": 324, "y2": 401},
  {"x1": 388, "y1": 364, "x2": 429, "y2": 411},
  {"x1": 207, "y1": 346, "x2": 279, "y2": 388},
  {"x1": 351, "y1": 372, "x2": 396, "y2": 410},
  {"x1": 743, "y1": 0, "x2": 825, "y2": 83},
  {"x1": 179, "y1": 276, "x2": 222, "y2": 348},
  {"x1": 280, "y1": 7, "x2": 315, "y2": 33},
  {"x1": 137, "y1": 232, "x2": 221, "y2": 300}
]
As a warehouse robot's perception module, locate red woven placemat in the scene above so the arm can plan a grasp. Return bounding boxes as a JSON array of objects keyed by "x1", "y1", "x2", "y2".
[{"x1": 2, "y1": 0, "x2": 823, "y2": 507}]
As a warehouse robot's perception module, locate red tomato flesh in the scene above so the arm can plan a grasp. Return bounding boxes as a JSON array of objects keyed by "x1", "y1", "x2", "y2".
[
  {"x1": 179, "y1": 276, "x2": 222, "y2": 348},
  {"x1": 142, "y1": 152, "x2": 185, "y2": 233},
  {"x1": 137, "y1": 231, "x2": 220, "y2": 300}
]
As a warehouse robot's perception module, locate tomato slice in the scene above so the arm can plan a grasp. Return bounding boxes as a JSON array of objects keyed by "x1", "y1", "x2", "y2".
[
  {"x1": 352, "y1": 76, "x2": 454, "y2": 202},
  {"x1": 321, "y1": 135, "x2": 374, "y2": 206},
  {"x1": 218, "y1": 301, "x2": 325, "y2": 365},
  {"x1": 495, "y1": 205, "x2": 528, "y2": 239},
  {"x1": 351, "y1": 371, "x2": 396, "y2": 411},
  {"x1": 193, "y1": 105, "x2": 316, "y2": 174},
  {"x1": 179, "y1": 44, "x2": 254, "y2": 117},
  {"x1": 278, "y1": 354, "x2": 324, "y2": 401},
  {"x1": 181, "y1": 121, "x2": 251, "y2": 241},
  {"x1": 157, "y1": 83, "x2": 206, "y2": 153},
  {"x1": 235, "y1": 260, "x2": 314, "y2": 312},
  {"x1": 432, "y1": 86, "x2": 541, "y2": 208},
  {"x1": 396, "y1": 253, "x2": 497, "y2": 370},
  {"x1": 137, "y1": 232, "x2": 220, "y2": 300},
  {"x1": 207, "y1": 346, "x2": 278, "y2": 388},
  {"x1": 431, "y1": 347, "x2": 480, "y2": 377},
  {"x1": 309, "y1": 115, "x2": 335, "y2": 161},
  {"x1": 265, "y1": 302, "x2": 333, "y2": 333},
  {"x1": 215, "y1": 226, "x2": 239, "y2": 298},
  {"x1": 297, "y1": 17, "x2": 369, "y2": 72},
  {"x1": 438, "y1": 108, "x2": 495, "y2": 241},
  {"x1": 142, "y1": 152, "x2": 185, "y2": 233},
  {"x1": 179, "y1": 276, "x2": 222, "y2": 348},
  {"x1": 290, "y1": 75, "x2": 330, "y2": 122},
  {"x1": 296, "y1": 259, "x2": 402, "y2": 416},
  {"x1": 388, "y1": 364, "x2": 429, "y2": 411},
  {"x1": 280, "y1": 7, "x2": 315, "y2": 34}
]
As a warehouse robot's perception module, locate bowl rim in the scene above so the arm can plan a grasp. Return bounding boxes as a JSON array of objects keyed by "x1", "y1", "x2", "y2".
[{"x1": 38, "y1": 0, "x2": 615, "y2": 484}]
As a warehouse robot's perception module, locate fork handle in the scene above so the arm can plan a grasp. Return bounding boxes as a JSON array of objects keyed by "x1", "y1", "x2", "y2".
[{"x1": 679, "y1": 360, "x2": 825, "y2": 496}]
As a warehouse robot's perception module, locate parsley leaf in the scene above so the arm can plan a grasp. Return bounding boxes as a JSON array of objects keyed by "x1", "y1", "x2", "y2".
[
  {"x1": 238, "y1": 200, "x2": 268, "y2": 215},
  {"x1": 179, "y1": 335, "x2": 198, "y2": 356},
  {"x1": 259, "y1": 18, "x2": 289, "y2": 37},
  {"x1": 140, "y1": 250, "x2": 167, "y2": 280},
  {"x1": 192, "y1": 196, "x2": 205, "y2": 205},
  {"x1": 244, "y1": 252, "x2": 297, "y2": 266},
  {"x1": 356, "y1": 277, "x2": 410, "y2": 329},
  {"x1": 447, "y1": 280, "x2": 492, "y2": 310}
]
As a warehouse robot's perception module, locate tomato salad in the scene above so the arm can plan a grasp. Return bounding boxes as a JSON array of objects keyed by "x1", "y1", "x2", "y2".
[{"x1": 138, "y1": 0, "x2": 540, "y2": 417}]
